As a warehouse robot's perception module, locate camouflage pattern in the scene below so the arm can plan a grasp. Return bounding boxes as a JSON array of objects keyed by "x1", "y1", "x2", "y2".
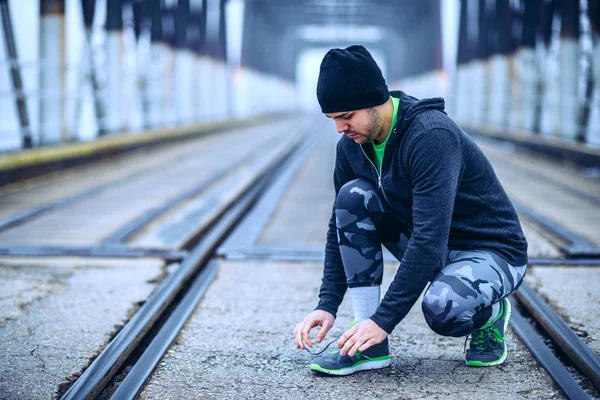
[
  {"x1": 335, "y1": 179, "x2": 411, "y2": 288},
  {"x1": 335, "y1": 178, "x2": 526, "y2": 337},
  {"x1": 422, "y1": 250, "x2": 526, "y2": 337}
]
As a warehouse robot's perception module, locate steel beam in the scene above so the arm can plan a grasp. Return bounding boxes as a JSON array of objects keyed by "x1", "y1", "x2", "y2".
[{"x1": 0, "y1": 0, "x2": 32, "y2": 148}]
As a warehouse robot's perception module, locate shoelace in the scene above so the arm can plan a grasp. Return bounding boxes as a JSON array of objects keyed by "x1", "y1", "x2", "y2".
[
  {"x1": 464, "y1": 326, "x2": 504, "y2": 353},
  {"x1": 302, "y1": 336, "x2": 373, "y2": 360},
  {"x1": 303, "y1": 336, "x2": 340, "y2": 356}
]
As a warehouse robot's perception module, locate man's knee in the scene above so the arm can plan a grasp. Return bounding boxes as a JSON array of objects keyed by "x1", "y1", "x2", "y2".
[
  {"x1": 335, "y1": 178, "x2": 378, "y2": 213},
  {"x1": 421, "y1": 288, "x2": 478, "y2": 338}
]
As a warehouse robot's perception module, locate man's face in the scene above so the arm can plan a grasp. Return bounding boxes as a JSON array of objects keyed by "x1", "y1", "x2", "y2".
[{"x1": 326, "y1": 107, "x2": 382, "y2": 145}]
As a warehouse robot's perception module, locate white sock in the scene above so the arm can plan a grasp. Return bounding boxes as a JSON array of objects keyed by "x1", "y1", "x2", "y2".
[{"x1": 349, "y1": 286, "x2": 381, "y2": 321}]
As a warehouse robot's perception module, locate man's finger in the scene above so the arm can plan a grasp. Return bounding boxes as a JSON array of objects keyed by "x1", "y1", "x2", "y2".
[
  {"x1": 302, "y1": 326, "x2": 313, "y2": 348},
  {"x1": 358, "y1": 337, "x2": 377, "y2": 352},
  {"x1": 348, "y1": 335, "x2": 368, "y2": 357},
  {"x1": 338, "y1": 325, "x2": 358, "y2": 348},
  {"x1": 316, "y1": 319, "x2": 332, "y2": 343},
  {"x1": 340, "y1": 333, "x2": 357, "y2": 356},
  {"x1": 295, "y1": 322, "x2": 307, "y2": 349},
  {"x1": 296, "y1": 331, "x2": 304, "y2": 350}
]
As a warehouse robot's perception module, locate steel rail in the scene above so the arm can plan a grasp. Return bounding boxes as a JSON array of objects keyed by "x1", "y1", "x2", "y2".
[
  {"x1": 60, "y1": 136, "x2": 304, "y2": 400},
  {"x1": 510, "y1": 307, "x2": 592, "y2": 400},
  {"x1": 0, "y1": 148, "x2": 214, "y2": 232},
  {"x1": 512, "y1": 201, "x2": 600, "y2": 258},
  {"x1": 111, "y1": 260, "x2": 219, "y2": 399},
  {"x1": 514, "y1": 282, "x2": 600, "y2": 392},
  {"x1": 0, "y1": 114, "x2": 287, "y2": 185}
]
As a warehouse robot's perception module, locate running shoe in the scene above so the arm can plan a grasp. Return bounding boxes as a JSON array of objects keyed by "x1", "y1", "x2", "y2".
[
  {"x1": 465, "y1": 297, "x2": 512, "y2": 367},
  {"x1": 309, "y1": 338, "x2": 391, "y2": 375}
]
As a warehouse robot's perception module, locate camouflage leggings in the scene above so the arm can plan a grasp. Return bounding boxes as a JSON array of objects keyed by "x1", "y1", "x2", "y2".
[{"x1": 336, "y1": 178, "x2": 527, "y2": 337}]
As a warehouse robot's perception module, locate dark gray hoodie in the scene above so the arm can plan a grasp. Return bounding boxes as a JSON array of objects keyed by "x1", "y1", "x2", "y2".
[{"x1": 316, "y1": 91, "x2": 528, "y2": 334}]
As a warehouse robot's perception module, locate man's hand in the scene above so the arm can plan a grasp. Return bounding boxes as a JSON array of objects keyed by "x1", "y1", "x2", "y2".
[
  {"x1": 293, "y1": 310, "x2": 334, "y2": 350},
  {"x1": 338, "y1": 319, "x2": 388, "y2": 357}
]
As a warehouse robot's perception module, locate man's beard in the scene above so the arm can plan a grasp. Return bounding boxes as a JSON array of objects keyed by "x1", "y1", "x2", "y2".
[{"x1": 350, "y1": 108, "x2": 381, "y2": 144}]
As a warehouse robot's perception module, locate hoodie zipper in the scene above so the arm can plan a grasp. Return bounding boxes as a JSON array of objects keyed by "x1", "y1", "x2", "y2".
[{"x1": 360, "y1": 144, "x2": 391, "y2": 205}]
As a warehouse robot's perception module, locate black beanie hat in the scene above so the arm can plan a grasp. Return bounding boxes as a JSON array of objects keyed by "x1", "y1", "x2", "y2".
[{"x1": 317, "y1": 45, "x2": 389, "y2": 113}]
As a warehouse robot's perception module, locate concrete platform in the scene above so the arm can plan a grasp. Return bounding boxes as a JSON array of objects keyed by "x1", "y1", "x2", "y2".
[{"x1": 0, "y1": 257, "x2": 165, "y2": 399}]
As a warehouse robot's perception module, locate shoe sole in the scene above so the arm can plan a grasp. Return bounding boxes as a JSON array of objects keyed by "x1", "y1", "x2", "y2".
[
  {"x1": 310, "y1": 357, "x2": 391, "y2": 376},
  {"x1": 466, "y1": 298, "x2": 512, "y2": 367}
]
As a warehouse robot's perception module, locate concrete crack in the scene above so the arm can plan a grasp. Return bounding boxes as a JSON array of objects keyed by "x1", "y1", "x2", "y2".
[
  {"x1": 450, "y1": 360, "x2": 463, "y2": 374},
  {"x1": 30, "y1": 346, "x2": 52, "y2": 376}
]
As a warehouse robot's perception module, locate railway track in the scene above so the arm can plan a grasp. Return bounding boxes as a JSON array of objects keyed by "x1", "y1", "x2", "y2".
[
  {"x1": 511, "y1": 282, "x2": 600, "y2": 399},
  {"x1": 493, "y1": 162, "x2": 600, "y2": 398},
  {"x1": 57, "y1": 131, "x2": 317, "y2": 399}
]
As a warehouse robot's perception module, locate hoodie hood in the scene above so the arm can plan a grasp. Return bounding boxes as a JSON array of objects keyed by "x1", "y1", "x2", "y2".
[{"x1": 391, "y1": 90, "x2": 446, "y2": 136}]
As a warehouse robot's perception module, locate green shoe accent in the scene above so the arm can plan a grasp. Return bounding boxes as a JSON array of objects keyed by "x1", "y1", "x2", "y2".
[{"x1": 465, "y1": 346, "x2": 508, "y2": 367}]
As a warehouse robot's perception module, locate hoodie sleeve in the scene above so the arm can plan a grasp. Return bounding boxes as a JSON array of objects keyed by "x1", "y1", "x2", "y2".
[
  {"x1": 370, "y1": 128, "x2": 463, "y2": 334},
  {"x1": 314, "y1": 140, "x2": 356, "y2": 317}
]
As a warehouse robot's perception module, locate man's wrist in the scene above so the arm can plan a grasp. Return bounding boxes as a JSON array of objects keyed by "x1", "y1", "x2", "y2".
[
  {"x1": 314, "y1": 302, "x2": 338, "y2": 319},
  {"x1": 369, "y1": 313, "x2": 395, "y2": 335}
]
